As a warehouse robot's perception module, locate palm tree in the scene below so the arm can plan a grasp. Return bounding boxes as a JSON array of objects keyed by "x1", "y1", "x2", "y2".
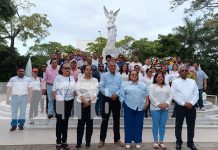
[{"x1": 174, "y1": 17, "x2": 205, "y2": 60}]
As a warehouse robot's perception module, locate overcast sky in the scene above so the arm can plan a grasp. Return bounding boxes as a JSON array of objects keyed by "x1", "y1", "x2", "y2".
[{"x1": 16, "y1": 0, "x2": 188, "y2": 55}]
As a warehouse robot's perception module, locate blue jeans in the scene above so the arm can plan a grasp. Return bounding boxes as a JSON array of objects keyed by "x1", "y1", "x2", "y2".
[
  {"x1": 11, "y1": 95, "x2": 27, "y2": 127},
  {"x1": 151, "y1": 110, "x2": 168, "y2": 142},
  {"x1": 47, "y1": 84, "x2": 55, "y2": 116},
  {"x1": 196, "y1": 89, "x2": 204, "y2": 108},
  {"x1": 124, "y1": 103, "x2": 144, "y2": 143}
]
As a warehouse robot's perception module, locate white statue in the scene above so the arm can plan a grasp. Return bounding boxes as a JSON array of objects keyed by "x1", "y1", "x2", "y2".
[{"x1": 102, "y1": 6, "x2": 120, "y2": 59}]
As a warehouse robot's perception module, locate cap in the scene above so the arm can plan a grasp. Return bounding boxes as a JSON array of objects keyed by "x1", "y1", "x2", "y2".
[
  {"x1": 178, "y1": 65, "x2": 188, "y2": 71},
  {"x1": 70, "y1": 59, "x2": 77, "y2": 63}
]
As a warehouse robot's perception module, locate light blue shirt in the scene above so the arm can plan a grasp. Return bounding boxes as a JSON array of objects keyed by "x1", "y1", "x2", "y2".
[
  {"x1": 196, "y1": 69, "x2": 208, "y2": 89},
  {"x1": 100, "y1": 71, "x2": 122, "y2": 97},
  {"x1": 120, "y1": 81, "x2": 149, "y2": 111}
]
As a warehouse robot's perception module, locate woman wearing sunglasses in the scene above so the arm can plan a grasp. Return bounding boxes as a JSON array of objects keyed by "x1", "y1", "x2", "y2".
[
  {"x1": 52, "y1": 63, "x2": 76, "y2": 150},
  {"x1": 120, "y1": 70, "x2": 149, "y2": 149}
]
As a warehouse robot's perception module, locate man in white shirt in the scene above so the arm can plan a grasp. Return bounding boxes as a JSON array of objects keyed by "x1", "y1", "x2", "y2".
[
  {"x1": 142, "y1": 58, "x2": 151, "y2": 75},
  {"x1": 171, "y1": 66, "x2": 199, "y2": 150},
  {"x1": 6, "y1": 66, "x2": 32, "y2": 131},
  {"x1": 128, "y1": 56, "x2": 142, "y2": 71}
]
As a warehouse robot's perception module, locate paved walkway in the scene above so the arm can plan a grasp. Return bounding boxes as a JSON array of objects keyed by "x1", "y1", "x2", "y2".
[
  {"x1": 0, "y1": 143, "x2": 218, "y2": 150},
  {"x1": 1, "y1": 120, "x2": 218, "y2": 150}
]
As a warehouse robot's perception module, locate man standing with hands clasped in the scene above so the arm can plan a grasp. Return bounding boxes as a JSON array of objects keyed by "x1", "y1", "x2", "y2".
[
  {"x1": 98, "y1": 61, "x2": 124, "y2": 148},
  {"x1": 171, "y1": 65, "x2": 199, "y2": 150}
]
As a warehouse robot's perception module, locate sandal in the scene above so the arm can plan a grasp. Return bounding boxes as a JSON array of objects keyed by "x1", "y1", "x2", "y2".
[
  {"x1": 153, "y1": 142, "x2": 159, "y2": 149},
  {"x1": 159, "y1": 142, "x2": 167, "y2": 149}
]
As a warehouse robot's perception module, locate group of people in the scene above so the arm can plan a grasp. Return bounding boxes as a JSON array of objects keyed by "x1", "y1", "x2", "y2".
[{"x1": 6, "y1": 50, "x2": 209, "y2": 150}]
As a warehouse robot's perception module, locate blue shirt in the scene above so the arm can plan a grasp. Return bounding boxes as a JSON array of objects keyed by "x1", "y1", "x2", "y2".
[
  {"x1": 120, "y1": 81, "x2": 148, "y2": 111},
  {"x1": 100, "y1": 72, "x2": 122, "y2": 97},
  {"x1": 196, "y1": 69, "x2": 208, "y2": 89}
]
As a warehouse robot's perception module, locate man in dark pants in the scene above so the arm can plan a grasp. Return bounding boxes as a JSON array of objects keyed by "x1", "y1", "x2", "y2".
[
  {"x1": 171, "y1": 65, "x2": 199, "y2": 150},
  {"x1": 98, "y1": 61, "x2": 124, "y2": 148}
]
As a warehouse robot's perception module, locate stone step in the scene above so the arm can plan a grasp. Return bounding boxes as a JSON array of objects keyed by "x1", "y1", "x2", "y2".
[{"x1": 26, "y1": 115, "x2": 218, "y2": 129}]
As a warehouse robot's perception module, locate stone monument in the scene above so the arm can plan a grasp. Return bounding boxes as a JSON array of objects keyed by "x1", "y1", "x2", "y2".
[{"x1": 102, "y1": 6, "x2": 120, "y2": 59}]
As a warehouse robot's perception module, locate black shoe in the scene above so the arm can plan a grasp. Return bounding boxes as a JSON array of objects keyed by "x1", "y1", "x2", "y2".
[
  {"x1": 176, "y1": 144, "x2": 181, "y2": 150},
  {"x1": 62, "y1": 143, "x2": 69, "y2": 150},
  {"x1": 19, "y1": 126, "x2": 24, "y2": 130},
  {"x1": 56, "y1": 144, "x2": 62, "y2": 150},
  {"x1": 86, "y1": 143, "x2": 90, "y2": 147},
  {"x1": 76, "y1": 144, "x2": 81, "y2": 149},
  {"x1": 10, "y1": 126, "x2": 16, "y2": 132},
  {"x1": 47, "y1": 115, "x2": 53, "y2": 119},
  {"x1": 187, "y1": 144, "x2": 198, "y2": 150}
]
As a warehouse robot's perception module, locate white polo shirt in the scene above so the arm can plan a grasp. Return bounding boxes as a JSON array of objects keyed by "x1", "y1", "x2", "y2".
[{"x1": 7, "y1": 76, "x2": 32, "y2": 96}]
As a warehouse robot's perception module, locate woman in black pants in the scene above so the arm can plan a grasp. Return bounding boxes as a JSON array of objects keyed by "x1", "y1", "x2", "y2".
[
  {"x1": 75, "y1": 65, "x2": 99, "y2": 149},
  {"x1": 52, "y1": 63, "x2": 76, "y2": 150}
]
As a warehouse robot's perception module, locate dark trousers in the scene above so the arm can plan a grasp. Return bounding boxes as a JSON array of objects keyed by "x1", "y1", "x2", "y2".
[
  {"x1": 95, "y1": 92, "x2": 103, "y2": 116},
  {"x1": 55, "y1": 100, "x2": 73, "y2": 144},
  {"x1": 175, "y1": 103, "x2": 196, "y2": 145},
  {"x1": 77, "y1": 103, "x2": 93, "y2": 145},
  {"x1": 29, "y1": 91, "x2": 42, "y2": 119},
  {"x1": 100, "y1": 96, "x2": 121, "y2": 142}
]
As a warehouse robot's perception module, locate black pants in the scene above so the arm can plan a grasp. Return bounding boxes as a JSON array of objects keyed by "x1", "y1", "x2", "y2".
[
  {"x1": 175, "y1": 103, "x2": 196, "y2": 145},
  {"x1": 29, "y1": 91, "x2": 42, "y2": 119},
  {"x1": 55, "y1": 100, "x2": 73, "y2": 144},
  {"x1": 100, "y1": 96, "x2": 121, "y2": 142},
  {"x1": 77, "y1": 103, "x2": 93, "y2": 145}
]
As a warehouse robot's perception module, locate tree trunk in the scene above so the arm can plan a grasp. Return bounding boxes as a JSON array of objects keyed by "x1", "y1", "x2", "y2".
[{"x1": 9, "y1": 37, "x2": 15, "y2": 55}]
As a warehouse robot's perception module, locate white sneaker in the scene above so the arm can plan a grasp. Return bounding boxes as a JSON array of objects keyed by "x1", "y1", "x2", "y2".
[
  {"x1": 125, "y1": 144, "x2": 131, "y2": 149},
  {"x1": 136, "y1": 143, "x2": 141, "y2": 149}
]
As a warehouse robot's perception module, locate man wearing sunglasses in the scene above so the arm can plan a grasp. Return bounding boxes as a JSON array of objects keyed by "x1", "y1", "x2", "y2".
[{"x1": 171, "y1": 65, "x2": 199, "y2": 150}]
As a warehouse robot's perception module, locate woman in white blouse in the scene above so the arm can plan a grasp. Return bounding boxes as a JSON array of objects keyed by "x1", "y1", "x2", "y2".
[
  {"x1": 75, "y1": 65, "x2": 99, "y2": 149},
  {"x1": 168, "y1": 63, "x2": 179, "y2": 85},
  {"x1": 149, "y1": 73, "x2": 172, "y2": 149},
  {"x1": 119, "y1": 63, "x2": 129, "y2": 82},
  {"x1": 52, "y1": 63, "x2": 76, "y2": 150},
  {"x1": 141, "y1": 68, "x2": 153, "y2": 86}
]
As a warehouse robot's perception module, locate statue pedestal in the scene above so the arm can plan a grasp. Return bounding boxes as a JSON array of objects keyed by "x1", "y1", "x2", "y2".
[{"x1": 102, "y1": 47, "x2": 120, "y2": 63}]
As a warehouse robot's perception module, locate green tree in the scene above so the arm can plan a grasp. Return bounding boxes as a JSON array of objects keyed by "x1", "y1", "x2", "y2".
[
  {"x1": 170, "y1": 0, "x2": 218, "y2": 16},
  {"x1": 29, "y1": 41, "x2": 76, "y2": 55},
  {"x1": 0, "y1": 0, "x2": 16, "y2": 21},
  {"x1": 130, "y1": 38, "x2": 157, "y2": 61},
  {"x1": 86, "y1": 37, "x2": 107, "y2": 55},
  {"x1": 157, "y1": 34, "x2": 181, "y2": 57},
  {"x1": 116, "y1": 36, "x2": 135, "y2": 57},
  {"x1": 0, "y1": 13, "x2": 51, "y2": 54},
  {"x1": 173, "y1": 17, "x2": 205, "y2": 59}
]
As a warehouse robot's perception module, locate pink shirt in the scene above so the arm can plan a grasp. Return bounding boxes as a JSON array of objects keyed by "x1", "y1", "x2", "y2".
[
  {"x1": 71, "y1": 68, "x2": 81, "y2": 82},
  {"x1": 43, "y1": 66, "x2": 60, "y2": 84}
]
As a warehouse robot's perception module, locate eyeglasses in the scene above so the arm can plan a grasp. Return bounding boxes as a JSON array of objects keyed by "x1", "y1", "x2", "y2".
[
  {"x1": 63, "y1": 67, "x2": 71, "y2": 70},
  {"x1": 180, "y1": 70, "x2": 188, "y2": 72}
]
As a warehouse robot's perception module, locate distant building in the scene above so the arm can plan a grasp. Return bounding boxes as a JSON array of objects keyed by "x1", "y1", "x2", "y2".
[{"x1": 76, "y1": 39, "x2": 94, "y2": 51}]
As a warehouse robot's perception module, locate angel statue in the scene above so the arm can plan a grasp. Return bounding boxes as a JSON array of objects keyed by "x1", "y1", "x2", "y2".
[{"x1": 103, "y1": 6, "x2": 120, "y2": 57}]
